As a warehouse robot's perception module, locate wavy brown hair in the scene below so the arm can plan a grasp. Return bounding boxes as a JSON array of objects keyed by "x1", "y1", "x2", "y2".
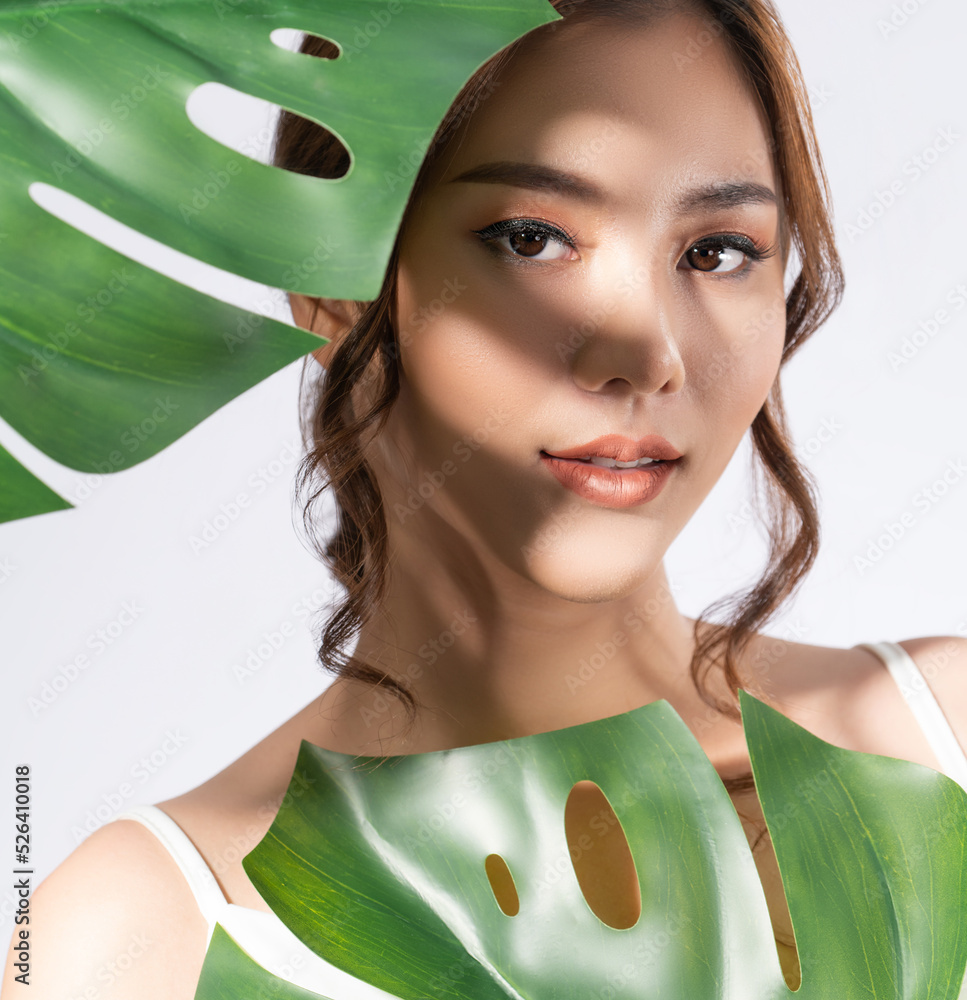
[{"x1": 274, "y1": 0, "x2": 844, "y2": 792}]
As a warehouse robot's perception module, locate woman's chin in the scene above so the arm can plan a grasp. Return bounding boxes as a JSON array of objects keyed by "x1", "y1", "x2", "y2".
[{"x1": 519, "y1": 529, "x2": 668, "y2": 604}]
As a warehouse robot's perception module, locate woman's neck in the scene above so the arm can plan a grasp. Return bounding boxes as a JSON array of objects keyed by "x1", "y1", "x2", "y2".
[{"x1": 310, "y1": 550, "x2": 756, "y2": 770}]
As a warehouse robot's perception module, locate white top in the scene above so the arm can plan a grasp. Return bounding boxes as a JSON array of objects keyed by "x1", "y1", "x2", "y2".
[
  {"x1": 854, "y1": 640, "x2": 967, "y2": 789},
  {"x1": 111, "y1": 796, "x2": 396, "y2": 995},
  {"x1": 110, "y1": 639, "x2": 967, "y2": 993}
]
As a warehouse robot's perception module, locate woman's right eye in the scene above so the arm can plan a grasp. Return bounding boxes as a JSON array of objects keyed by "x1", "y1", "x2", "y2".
[{"x1": 472, "y1": 219, "x2": 577, "y2": 262}]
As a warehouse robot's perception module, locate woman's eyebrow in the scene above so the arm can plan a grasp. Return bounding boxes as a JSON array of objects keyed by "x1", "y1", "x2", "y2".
[
  {"x1": 448, "y1": 161, "x2": 602, "y2": 201},
  {"x1": 676, "y1": 181, "x2": 777, "y2": 213},
  {"x1": 448, "y1": 162, "x2": 777, "y2": 214}
]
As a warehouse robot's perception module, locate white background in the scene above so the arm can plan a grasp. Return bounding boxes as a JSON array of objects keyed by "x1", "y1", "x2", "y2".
[{"x1": 1, "y1": 0, "x2": 965, "y2": 951}]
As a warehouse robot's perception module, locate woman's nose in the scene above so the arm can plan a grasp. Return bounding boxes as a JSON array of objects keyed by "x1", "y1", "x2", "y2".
[{"x1": 563, "y1": 265, "x2": 686, "y2": 398}]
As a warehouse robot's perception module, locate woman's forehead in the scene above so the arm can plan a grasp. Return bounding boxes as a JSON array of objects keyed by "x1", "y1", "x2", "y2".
[{"x1": 432, "y1": 11, "x2": 778, "y2": 209}]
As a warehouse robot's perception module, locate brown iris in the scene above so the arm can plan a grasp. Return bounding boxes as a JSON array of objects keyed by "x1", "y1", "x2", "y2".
[
  {"x1": 507, "y1": 227, "x2": 550, "y2": 257},
  {"x1": 686, "y1": 244, "x2": 727, "y2": 272}
]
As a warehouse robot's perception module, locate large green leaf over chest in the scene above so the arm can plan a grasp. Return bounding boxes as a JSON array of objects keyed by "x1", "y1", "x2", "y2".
[
  {"x1": 0, "y1": 0, "x2": 559, "y2": 521},
  {"x1": 195, "y1": 692, "x2": 967, "y2": 998}
]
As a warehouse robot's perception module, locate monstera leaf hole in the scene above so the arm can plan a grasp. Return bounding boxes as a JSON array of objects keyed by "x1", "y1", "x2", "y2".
[
  {"x1": 484, "y1": 854, "x2": 520, "y2": 916},
  {"x1": 28, "y1": 182, "x2": 291, "y2": 316},
  {"x1": 564, "y1": 780, "x2": 642, "y2": 930},
  {"x1": 269, "y1": 29, "x2": 352, "y2": 180},
  {"x1": 185, "y1": 81, "x2": 350, "y2": 178},
  {"x1": 269, "y1": 28, "x2": 341, "y2": 60}
]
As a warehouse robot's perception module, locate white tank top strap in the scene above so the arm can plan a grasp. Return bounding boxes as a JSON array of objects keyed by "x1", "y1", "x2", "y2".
[
  {"x1": 108, "y1": 806, "x2": 421, "y2": 996},
  {"x1": 111, "y1": 804, "x2": 229, "y2": 932},
  {"x1": 855, "y1": 640, "x2": 967, "y2": 790}
]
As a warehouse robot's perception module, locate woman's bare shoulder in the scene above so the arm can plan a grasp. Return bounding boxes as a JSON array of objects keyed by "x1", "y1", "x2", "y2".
[
  {"x1": 1, "y1": 817, "x2": 208, "y2": 998},
  {"x1": 156, "y1": 696, "x2": 331, "y2": 911},
  {"x1": 746, "y1": 630, "x2": 967, "y2": 772},
  {"x1": 895, "y1": 633, "x2": 967, "y2": 748},
  {"x1": 0, "y1": 698, "x2": 329, "y2": 999}
]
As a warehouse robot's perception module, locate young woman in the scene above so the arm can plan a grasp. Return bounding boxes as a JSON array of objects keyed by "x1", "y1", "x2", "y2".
[{"x1": 7, "y1": 0, "x2": 966, "y2": 996}]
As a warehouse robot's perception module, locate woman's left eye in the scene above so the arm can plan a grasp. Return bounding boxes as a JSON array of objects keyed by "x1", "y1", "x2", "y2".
[
  {"x1": 472, "y1": 219, "x2": 576, "y2": 261},
  {"x1": 679, "y1": 234, "x2": 775, "y2": 275}
]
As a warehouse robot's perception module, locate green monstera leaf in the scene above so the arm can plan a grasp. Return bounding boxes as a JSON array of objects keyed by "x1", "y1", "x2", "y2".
[
  {"x1": 0, "y1": 0, "x2": 559, "y2": 522},
  {"x1": 194, "y1": 691, "x2": 967, "y2": 998}
]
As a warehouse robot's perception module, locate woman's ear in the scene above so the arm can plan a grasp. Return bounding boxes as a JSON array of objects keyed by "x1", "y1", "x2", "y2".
[{"x1": 288, "y1": 293, "x2": 362, "y2": 368}]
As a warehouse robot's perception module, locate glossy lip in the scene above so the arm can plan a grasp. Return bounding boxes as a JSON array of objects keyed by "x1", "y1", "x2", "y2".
[
  {"x1": 539, "y1": 435, "x2": 683, "y2": 509},
  {"x1": 543, "y1": 434, "x2": 683, "y2": 463}
]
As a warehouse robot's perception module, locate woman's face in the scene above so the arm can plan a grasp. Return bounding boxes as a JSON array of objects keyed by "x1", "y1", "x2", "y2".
[{"x1": 373, "y1": 10, "x2": 787, "y2": 603}]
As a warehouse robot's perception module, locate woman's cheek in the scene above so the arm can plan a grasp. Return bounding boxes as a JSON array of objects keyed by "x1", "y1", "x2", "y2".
[{"x1": 690, "y1": 283, "x2": 786, "y2": 412}]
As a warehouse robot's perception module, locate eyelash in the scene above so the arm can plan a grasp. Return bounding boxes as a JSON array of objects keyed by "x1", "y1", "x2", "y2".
[
  {"x1": 472, "y1": 218, "x2": 578, "y2": 259},
  {"x1": 686, "y1": 233, "x2": 779, "y2": 276},
  {"x1": 472, "y1": 217, "x2": 778, "y2": 277}
]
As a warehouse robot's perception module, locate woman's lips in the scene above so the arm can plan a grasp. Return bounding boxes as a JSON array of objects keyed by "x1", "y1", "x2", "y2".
[
  {"x1": 539, "y1": 452, "x2": 679, "y2": 508},
  {"x1": 543, "y1": 433, "x2": 682, "y2": 463}
]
